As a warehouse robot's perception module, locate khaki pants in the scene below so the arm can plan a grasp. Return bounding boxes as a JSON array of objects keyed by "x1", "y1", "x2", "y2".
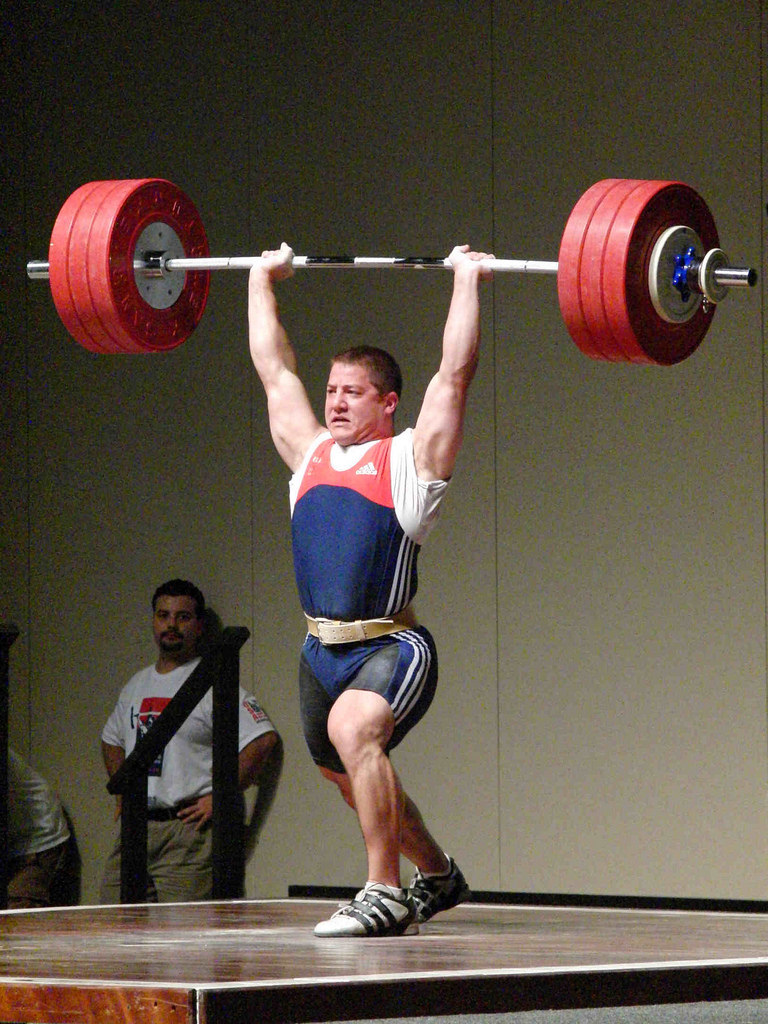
[
  {"x1": 99, "y1": 818, "x2": 214, "y2": 904},
  {"x1": 8, "y1": 841, "x2": 72, "y2": 909}
]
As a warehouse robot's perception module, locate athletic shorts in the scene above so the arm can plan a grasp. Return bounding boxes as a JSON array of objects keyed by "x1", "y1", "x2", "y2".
[{"x1": 299, "y1": 626, "x2": 438, "y2": 773}]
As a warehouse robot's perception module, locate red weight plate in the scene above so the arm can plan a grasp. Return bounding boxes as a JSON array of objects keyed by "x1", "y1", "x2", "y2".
[
  {"x1": 577, "y1": 179, "x2": 653, "y2": 363},
  {"x1": 86, "y1": 179, "x2": 210, "y2": 353},
  {"x1": 49, "y1": 181, "x2": 115, "y2": 352},
  {"x1": 601, "y1": 181, "x2": 718, "y2": 365},
  {"x1": 68, "y1": 181, "x2": 140, "y2": 353},
  {"x1": 557, "y1": 179, "x2": 624, "y2": 362}
]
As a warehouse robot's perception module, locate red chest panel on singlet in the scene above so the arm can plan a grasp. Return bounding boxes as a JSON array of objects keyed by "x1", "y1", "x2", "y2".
[{"x1": 295, "y1": 437, "x2": 394, "y2": 507}]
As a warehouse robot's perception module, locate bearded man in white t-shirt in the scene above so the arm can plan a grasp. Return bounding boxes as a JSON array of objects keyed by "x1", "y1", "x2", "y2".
[{"x1": 99, "y1": 578, "x2": 278, "y2": 903}]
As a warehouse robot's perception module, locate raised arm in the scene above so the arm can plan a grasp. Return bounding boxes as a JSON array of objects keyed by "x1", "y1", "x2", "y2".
[
  {"x1": 248, "y1": 244, "x2": 324, "y2": 472},
  {"x1": 412, "y1": 245, "x2": 493, "y2": 480}
]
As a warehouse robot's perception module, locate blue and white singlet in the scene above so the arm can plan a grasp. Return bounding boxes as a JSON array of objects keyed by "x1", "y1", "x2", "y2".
[{"x1": 289, "y1": 428, "x2": 448, "y2": 621}]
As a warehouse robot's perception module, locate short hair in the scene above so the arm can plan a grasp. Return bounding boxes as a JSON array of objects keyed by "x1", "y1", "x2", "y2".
[
  {"x1": 331, "y1": 345, "x2": 402, "y2": 399},
  {"x1": 151, "y1": 579, "x2": 205, "y2": 619}
]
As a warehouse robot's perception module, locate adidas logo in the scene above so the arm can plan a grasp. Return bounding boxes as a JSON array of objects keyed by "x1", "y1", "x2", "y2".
[{"x1": 356, "y1": 461, "x2": 378, "y2": 476}]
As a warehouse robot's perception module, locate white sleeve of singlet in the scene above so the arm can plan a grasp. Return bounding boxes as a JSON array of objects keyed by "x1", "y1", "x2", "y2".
[
  {"x1": 390, "y1": 428, "x2": 449, "y2": 544},
  {"x1": 288, "y1": 431, "x2": 331, "y2": 513}
]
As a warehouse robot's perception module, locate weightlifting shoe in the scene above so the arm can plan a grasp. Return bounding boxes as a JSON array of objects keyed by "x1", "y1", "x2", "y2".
[
  {"x1": 409, "y1": 856, "x2": 470, "y2": 924},
  {"x1": 314, "y1": 882, "x2": 419, "y2": 937}
]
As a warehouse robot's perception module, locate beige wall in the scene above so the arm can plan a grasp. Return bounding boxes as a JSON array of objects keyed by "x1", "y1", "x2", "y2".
[{"x1": 1, "y1": 0, "x2": 765, "y2": 903}]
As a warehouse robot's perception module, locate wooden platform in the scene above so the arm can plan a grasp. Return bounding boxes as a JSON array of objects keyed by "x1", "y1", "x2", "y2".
[{"x1": 3, "y1": 897, "x2": 768, "y2": 1024}]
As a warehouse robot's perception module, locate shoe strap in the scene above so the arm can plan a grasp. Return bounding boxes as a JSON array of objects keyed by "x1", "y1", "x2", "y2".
[{"x1": 345, "y1": 889, "x2": 406, "y2": 935}]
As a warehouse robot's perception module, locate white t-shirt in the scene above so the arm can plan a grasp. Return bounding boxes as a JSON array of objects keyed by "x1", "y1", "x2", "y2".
[
  {"x1": 101, "y1": 659, "x2": 275, "y2": 810},
  {"x1": 8, "y1": 748, "x2": 70, "y2": 857}
]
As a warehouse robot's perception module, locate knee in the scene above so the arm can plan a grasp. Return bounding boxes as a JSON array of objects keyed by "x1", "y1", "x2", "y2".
[
  {"x1": 326, "y1": 715, "x2": 363, "y2": 764},
  {"x1": 326, "y1": 693, "x2": 394, "y2": 768}
]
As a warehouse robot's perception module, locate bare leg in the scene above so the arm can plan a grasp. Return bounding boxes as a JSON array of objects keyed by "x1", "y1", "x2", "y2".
[
  {"x1": 323, "y1": 689, "x2": 448, "y2": 884},
  {"x1": 400, "y1": 793, "x2": 450, "y2": 875},
  {"x1": 325, "y1": 689, "x2": 401, "y2": 886}
]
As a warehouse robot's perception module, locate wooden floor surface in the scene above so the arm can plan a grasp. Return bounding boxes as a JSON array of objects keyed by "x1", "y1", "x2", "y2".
[{"x1": 2, "y1": 898, "x2": 768, "y2": 1024}]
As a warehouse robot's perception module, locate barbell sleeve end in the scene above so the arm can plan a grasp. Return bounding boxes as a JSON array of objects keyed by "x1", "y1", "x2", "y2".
[
  {"x1": 713, "y1": 265, "x2": 758, "y2": 288},
  {"x1": 27, "y1": 260, "x2": 51, "y2": 280}
]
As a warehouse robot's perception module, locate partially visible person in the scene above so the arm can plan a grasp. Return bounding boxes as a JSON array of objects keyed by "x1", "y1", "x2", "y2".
[
  {"x1": 99, "y1": 578, "x2": 279, "y2": 904},
  {"x1": 7, "y1": 748, "x2": 79, "y2": 909}
]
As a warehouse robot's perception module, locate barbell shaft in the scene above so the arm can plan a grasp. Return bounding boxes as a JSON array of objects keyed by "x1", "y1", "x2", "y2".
[
  {"x1": 27, "y1": 256, "x2": 560, "y2": 277},
  {"x1": 171, "y1": 255, "x2": 560, "y2": 273},
  {"x1": 24, "y1": 254, "x2": 757, "y2": 287}
]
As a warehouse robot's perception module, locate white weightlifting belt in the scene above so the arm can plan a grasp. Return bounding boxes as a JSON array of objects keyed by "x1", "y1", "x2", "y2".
[{"x1": 305, "y1": 606, "x2": 417, "y2": 645}]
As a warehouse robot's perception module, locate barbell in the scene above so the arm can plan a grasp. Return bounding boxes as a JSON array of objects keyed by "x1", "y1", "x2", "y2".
[{"x1": 26, "y1": 177, "x2": 757, "y2": 364}]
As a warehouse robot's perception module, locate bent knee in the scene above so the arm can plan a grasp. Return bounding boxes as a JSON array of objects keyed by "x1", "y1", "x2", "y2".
[{"x1": 327, "y1": 690, "x2": 394, "y2": 761}]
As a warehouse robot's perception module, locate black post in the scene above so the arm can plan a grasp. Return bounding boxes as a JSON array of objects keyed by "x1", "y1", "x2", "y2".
[
  {"x1": 119, "y1": 773, "x2": 149, "y2": 904},
  {"x1": 211, "y1": 627, "x2": 250, "y2": 899},
  {"x1": 0, "y1": 624, "x2": 20, "y2": 910}
]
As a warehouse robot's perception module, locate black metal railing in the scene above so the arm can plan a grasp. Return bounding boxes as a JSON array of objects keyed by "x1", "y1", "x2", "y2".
[{"x1": 0, "y1": 623, "x2": 20, "y2": 909}]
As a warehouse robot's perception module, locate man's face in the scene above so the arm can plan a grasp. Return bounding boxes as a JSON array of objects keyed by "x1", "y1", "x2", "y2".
[
  {"x1": 152, "y1": 595, "x2": 202, "y2": 659},
  {"x1": 324, "y1": 361, "x2": 398, "y2": 447}
]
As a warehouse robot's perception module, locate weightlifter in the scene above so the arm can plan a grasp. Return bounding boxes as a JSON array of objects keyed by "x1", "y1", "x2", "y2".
[{"x1": 248, "y1": 242, "x2": 492, "y2": 937}]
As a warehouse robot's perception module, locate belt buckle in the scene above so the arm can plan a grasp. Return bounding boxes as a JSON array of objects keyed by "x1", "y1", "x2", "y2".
[{"x1": 316, "y1": 619, "x2": 366, "y2": 644}]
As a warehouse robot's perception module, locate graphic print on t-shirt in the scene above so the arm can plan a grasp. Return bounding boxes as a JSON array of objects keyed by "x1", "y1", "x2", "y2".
[
  {"x1": 135, "y1": 697, "x2": 171, "y2": 776},
  {"x1": 243, "y1": 696, "x2": 269, "y2": 725}
]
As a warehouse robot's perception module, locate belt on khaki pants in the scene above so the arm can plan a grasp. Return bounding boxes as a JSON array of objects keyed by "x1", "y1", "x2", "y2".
[{"x1": 305, "y1": 606, "x2": 417, "y2": 645}]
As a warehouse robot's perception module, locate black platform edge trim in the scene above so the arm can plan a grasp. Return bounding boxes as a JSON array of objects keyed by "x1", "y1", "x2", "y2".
[{"x1": 288, "y1": 885, "x2": 768, "y2": 914}]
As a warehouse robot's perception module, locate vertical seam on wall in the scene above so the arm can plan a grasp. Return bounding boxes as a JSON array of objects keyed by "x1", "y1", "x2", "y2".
[
  {"x1": 490, "y1": 0, "x2": 503, "y2": 890},
  {"x1": 21, "y1": 14, "x2": 33, "y2": 754},
  {"x1": 247, "y1": 1, "x2": 257, "y2": 659},
  {"x1": 761, "y1": 0, "x2": 768, "y2": 783}
]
